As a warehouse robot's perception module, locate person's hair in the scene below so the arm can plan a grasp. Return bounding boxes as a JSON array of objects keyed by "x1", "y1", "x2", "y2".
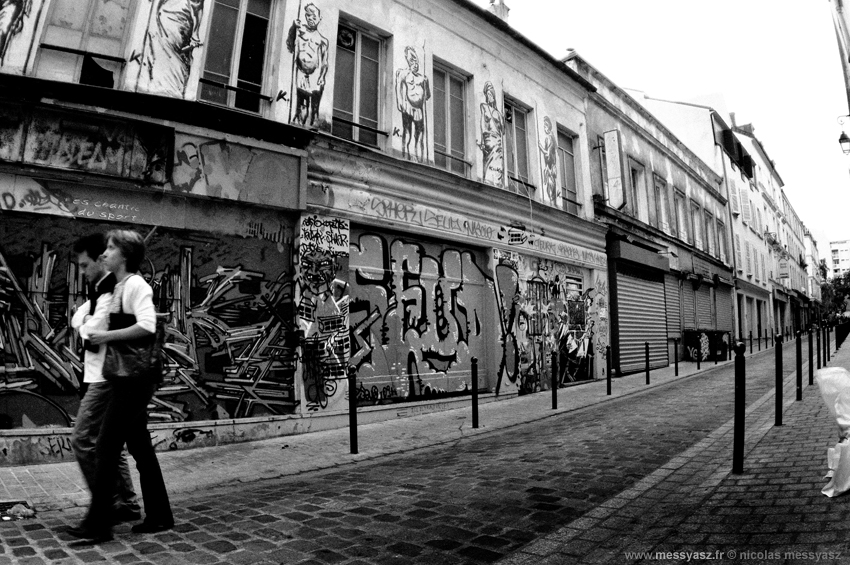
[
  {"x1": 106, "y1": 229, "x2": 146, "y2": 273},
  {"x1": 72, "y1": 233, "x2": 107, "y2": 260}
]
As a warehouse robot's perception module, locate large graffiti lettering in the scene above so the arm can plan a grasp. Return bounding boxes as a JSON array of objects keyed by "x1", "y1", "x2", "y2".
[
  {"x1": 295, "y1": 214, "x2": 349, "y2": 412},
  {"x1": 349, "y1": 232, "x2": 489, "y2": 403}
]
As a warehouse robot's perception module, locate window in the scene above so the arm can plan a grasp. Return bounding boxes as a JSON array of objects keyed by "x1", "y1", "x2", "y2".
[
  {"x1": 433, "y1": 66, "x2": 467, "y2": 175},
  {"x1": 674, "y1": 190, "x2": 689, "y2": 243},
  {"x1": 35, "y1": 0, "x2": 136, "y2": 87},
  {"x1": 333, "y1": 24, "x2": 382, "y2": 146},
  {"x1": 504, "y1": 99, "x2": 531, "y2": 193},
  {"x1": 200, "y1": 0, "x2": 272, "y2": 113},
  {"x1": 557, "y1": 131, "x2": 579, "y2": 214},
  {"x1": 691, "y1": 202, "x2": 703, "y2": 250},
  {"x1": 628, "y1": 159, "x2": 646, "y2": 220},
  {"x1": 654, "y1": 177, "x2": 671, "y2": 233},
  {"x1": 704, "y1": 211, "x2": 715, "y2": 255},
  {"x1": 597, "y1": 135, "x2": 608, "y2": 200},
  {"x1": 717, "y1": 220, "x2": 727, "y2": 262}
]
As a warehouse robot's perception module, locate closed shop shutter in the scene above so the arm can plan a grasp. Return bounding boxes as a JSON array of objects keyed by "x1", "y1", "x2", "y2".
[
  {"x1": 664, "y1": 274, "x2": 681, "y2": 338},
  {"x1": 682, "y1": 283, "x2": 696, "y2": 329},
  {"x1": 696, "y1": 286, "x2": 713, "y2": 329},
  {"x1": 617, "y1": 268, "x2": 668, "y2": 373},
  {"x1": 716, "y1": 284, "x2": 734, "y2": 332}
]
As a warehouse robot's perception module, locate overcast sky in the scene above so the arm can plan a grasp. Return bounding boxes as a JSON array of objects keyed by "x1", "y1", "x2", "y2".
[{"x1": 474, "y1": 0, "x2": 849, "y2": 259}]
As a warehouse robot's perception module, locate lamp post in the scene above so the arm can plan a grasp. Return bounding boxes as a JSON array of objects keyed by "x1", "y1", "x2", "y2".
[{"x1": 840, "y1": 131, "x2": 850, "y2": 155}]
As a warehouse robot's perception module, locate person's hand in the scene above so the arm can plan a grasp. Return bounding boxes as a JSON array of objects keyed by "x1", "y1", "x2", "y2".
[{"x1": 88, "y1": 329, "x2": 109, "y2": 345}]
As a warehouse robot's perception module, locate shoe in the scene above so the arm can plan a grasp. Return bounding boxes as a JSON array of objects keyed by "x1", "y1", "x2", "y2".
[
  {"x1": 67, "y1": 525, "x2": 113, "y2": 542},
  {"x1": 112, "y1": 506, "x2": 142, "y2": 524},
  {"x1": 131, "y1": 521, "x2": 174, "y2": 534}
]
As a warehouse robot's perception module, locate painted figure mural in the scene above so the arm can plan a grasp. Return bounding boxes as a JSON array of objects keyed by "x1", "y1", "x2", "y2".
[
  {"x1": 295, "y1": 215, "x2": 349, "y2": 412},
  {"x1": 539, "y1": 116, "x2": 558, "y2": 205},
  {"x1": 137, "y1": 0, "x2": 204, "y2": 98},
  {"x1": 286, "y1": 2, "x2": 328, "y2": 126},
  {"x1": 478, "y1": 81, "x2": 504, "y2": 186},
  {"x1": 394, "y1": 46, "x2": 430, "y2": 162},
  {"x1": 0, "y1": 0, "x2": 30, "y2": 65},
  {"x1": 0, "y1": 216, "x2": 298, "y2": 429}
]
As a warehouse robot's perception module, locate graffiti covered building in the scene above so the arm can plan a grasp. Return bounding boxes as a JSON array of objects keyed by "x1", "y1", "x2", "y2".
[
  {"x1": 0, "y1": 0, "x2": 608, "y2": 464},
  {"x1": 564, "y1": 53, "x2": 735, "y2": 374}
]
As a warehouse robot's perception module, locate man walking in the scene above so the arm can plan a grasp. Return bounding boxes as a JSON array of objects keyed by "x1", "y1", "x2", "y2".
[{"x1": 70, "y1": 234, "x2": 141, "y2": 526}]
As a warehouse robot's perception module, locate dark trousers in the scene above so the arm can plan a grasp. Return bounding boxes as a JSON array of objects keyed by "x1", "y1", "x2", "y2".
[{"x1": 82, "y1": 379, "x2": 172, "y2": 532}]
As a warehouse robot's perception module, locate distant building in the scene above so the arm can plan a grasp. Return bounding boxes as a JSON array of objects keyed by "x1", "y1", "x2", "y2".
[{"x1": 830, "y1": 240, "x2": 850, "y2": 278}]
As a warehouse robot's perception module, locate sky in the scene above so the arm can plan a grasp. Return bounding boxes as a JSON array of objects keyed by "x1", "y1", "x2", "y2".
[{"x1": 473, "y1": 0, "x2": 850, "y2": 259}]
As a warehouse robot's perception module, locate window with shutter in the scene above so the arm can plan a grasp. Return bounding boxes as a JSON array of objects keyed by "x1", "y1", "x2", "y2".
[
  {"x1": 741, "y1": 191, "x2": 752, "y2": 224},
  {"x1": 745, "y1": 241, "x2": 752, "y2": 276},
  {"x1": 729, "y1": 178, "x2": 740, "y2": 215},
  {"x1": 754, "y1": 251, "x2": 760, "y2": 282},
  {"x1": 735, "y1": 234, "x2": 743, "y2": 272}
]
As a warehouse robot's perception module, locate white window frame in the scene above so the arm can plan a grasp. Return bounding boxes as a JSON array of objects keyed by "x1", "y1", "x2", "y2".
[
  {"x1": 332, "y1": 22, "x2": 385, "y2": 146},
  {"x1": 199, "y1": 0, "x2": 273, "y2": 114},
  {"x1": 432, "y1": 63, "x2": 469, "y2": 176},
  {"x1": 504, "y1": 97, "x2": 533, "y2": 194},
  {"x1": 557, "y1": 128, "x2": 580, "y2": 215}
]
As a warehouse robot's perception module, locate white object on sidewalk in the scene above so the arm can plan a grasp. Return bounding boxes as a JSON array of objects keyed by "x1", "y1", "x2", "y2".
[{"x1": 816, "y1": 367, "x2": 850, "y2": 496}]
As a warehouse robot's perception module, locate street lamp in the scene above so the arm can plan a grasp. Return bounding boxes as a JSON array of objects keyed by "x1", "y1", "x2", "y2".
[{"x1": 840, "y1": 131, "x2": 850, "y2": 155}]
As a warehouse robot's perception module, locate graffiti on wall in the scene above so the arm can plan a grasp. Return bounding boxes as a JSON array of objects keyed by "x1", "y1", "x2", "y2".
[
  {"x1": 589, "y1": 273, "x2": 609, "y2": 357},
  {"x1": 295, "y1": 214, "x2": 349, "y2": 412},
  {"x1": 168, "y1": 134, "x2": 300, "y2": 208},
  {"x1": 394, "y1": 45, "x2": 430, "y2": 162},
  {"x1": 491, "y1": 250, "x2": 596, "y2": 395},
  {"x1": 0, "y1": 215, "x2": 299, "y2": 429},
  {"x1": 538, "y1": 116, "x2": 558, "y2": 206},
  {"x1": 478, "y1": 81, "x2": 504, "y2": 186},
  {"x1": 135, "y1": 0, "x2": 205, "y2": 98},
  {"x1": 286, "y1": 2, "x2": 329, "y2": 126},
  {"x1": 349, "y1": 232, "x2": 489, "y2": 403}
]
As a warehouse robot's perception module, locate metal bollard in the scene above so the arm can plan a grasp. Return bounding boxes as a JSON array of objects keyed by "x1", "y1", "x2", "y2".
[
  {"x1": 758, "y1": 328, "x2": 762, "y2": 351},
  {"x1": 674, "y1": 338, "x2": 679, "y2": 376},
  {"x1": 795, "y1": 331, "x2": 802, "y2": 402},
  {"x1": 828, "y1": 325, "x2": 832, "y2": 363},
  {"x1": 696, "y1": 345, "x2": 701, "y2": 371},
  {"x1": 749, "y1": 330, "x2": 753, "y2": 354},
  {"x1": 728, "y1": 332, "x2": 733, "y2": 360},
  {"x1": 471, "y1": 357, "x2": 479, "y2": 429},
  {"x1": 771, "y1": 330, "x2": 774, "y2": 348},
  {"x1": 606, "y1": 346, "x2": 612, "y2": 396},
  {"x1": 551, "y1": 352, "x2": 558, "y2": 410},
  {"x1": 808, "y1": 329, "x2": 814, "y2": 386},
  {"x1": 817, "y1": 325, "x2": 822, "y2": 369},
  {"x1": 732, "y1": 341, "x2": 746, "y2": 474},
  {"x1": 775, "y1": 335, "x2": 783, "y2": 426},
  {"x1": 348, "y1": 366, "x2": 358, "y2": 454},
  {"x1": 645, "y1": 342, "x2": 650, "y2": 385}
]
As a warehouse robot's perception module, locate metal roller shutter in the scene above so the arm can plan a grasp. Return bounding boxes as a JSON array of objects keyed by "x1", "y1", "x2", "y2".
[
  {"x1": 716, "y1": 284, "x2": 734, "y2": 331},
  {"x1": 682, "y1": 283, "x2": 696, "y2": 329},
  {"x1": 617, "y1": 271, "x2": 668, "y2": 373},
  {"x1": 696, "y1": 286, "x2": 713, "y2": 329},
  {"x1": 664, "y1": 275, "x2": 681, "y2": 338}
]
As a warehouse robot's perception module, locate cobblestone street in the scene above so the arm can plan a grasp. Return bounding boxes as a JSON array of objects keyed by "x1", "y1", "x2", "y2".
[{"x1": 1, "y1": 341, "x2": 831, "y2": 565}]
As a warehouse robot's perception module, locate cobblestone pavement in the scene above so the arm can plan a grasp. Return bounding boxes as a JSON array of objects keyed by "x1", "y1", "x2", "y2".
[{"x1": 0, "y1": 341, "x2": 830, "y2": 565}]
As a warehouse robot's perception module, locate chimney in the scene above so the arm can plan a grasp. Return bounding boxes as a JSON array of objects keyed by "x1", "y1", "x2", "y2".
[
  {"x1": 729, "y1": 111, "x2": 736, "y2": 127},
  {"x1": 488, "y1": 0, "x2": 510, "y2": 22}
]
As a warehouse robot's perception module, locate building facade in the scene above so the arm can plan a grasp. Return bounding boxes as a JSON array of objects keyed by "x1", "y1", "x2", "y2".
[
  {"x1": 830, "y1": 240, "x2": 850, "y2": 279},
  {"x1": 565, "y1": 55, "x2": 734, "y2": 374},
  {"x1": 0, "y1": 0, "x2": 612, "y2": 463}
]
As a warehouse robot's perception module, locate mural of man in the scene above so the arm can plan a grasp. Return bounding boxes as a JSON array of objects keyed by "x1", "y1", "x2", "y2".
[
  {"x1": 395, "y1": 46, "x2": 430, "y2": 162},
  {"x1": 539, "y1": 116, "x2": 558, "y2": 204},
  {"x1": 138, "y1": 0, "x2": 204, "y2": 98},
  {"x1": 286, "y1": 3, "x2": 328, "y2": 126},
  {"x1": 0, "y1": 0, "x2": 31, "y2": 65},
  {"x1": 478, "y1": 81, "x2": 504, "y2": 186}
]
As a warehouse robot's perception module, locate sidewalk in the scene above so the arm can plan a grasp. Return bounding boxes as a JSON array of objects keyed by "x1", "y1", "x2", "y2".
[
  {"x1": 1, "y1": 351, "x2": 747, "y2": 515},
  {"x1": 498, "y1": 337, "x2": 847, "y2": 565}
]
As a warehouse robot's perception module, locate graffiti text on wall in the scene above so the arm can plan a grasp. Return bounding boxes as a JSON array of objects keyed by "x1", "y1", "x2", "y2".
[
  {"x1": 296, "y1": 214, "x2": 350, "y2": 412},
  {"x1": 0, "y1": 106, "x2": 171, "y2": 184}
]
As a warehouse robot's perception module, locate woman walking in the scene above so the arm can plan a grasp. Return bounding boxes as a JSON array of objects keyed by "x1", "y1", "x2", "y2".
[{"x1": 68, "y1": 230, "x2": 173, "y2": 541}]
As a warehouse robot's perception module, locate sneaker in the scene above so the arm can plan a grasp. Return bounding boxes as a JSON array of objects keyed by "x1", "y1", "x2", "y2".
[{"x1": 131, "y1": 521, "x2": 174, "y2": 534}]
